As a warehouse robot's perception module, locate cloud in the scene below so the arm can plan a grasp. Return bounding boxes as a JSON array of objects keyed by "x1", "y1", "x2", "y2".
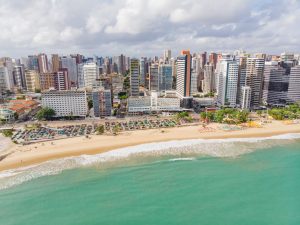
[{"x1": 0, "y1": 0, "x2": 299, "y2": 57}]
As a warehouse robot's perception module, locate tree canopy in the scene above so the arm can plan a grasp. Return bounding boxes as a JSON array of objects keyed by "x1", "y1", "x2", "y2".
[{"x1": 36, "y1": 107, "x2": 56, "y2": 120}]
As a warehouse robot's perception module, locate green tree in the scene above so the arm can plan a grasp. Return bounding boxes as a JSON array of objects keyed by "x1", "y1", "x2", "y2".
[
  {"x1": 88, "y1": 99, "x2": 93, "y2": 109},
  {"x1": 14, "y1": 112, "x2": 19, "y2": 120},
  {"x1": 1, "y1": 129, "x2": 13, "y2": 137},
  {"x1": 36, "y1": 107, "x2": 56, "y2": 120},
  {"x1": 95, "y1": 125, "x2": 105, "y2": 135},
  {"x1": 112, "y1": 125, "x2": 121, "y2": 135}
]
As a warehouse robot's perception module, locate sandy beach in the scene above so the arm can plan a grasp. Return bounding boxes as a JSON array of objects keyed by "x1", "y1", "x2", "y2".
[{"x1": 0, "y1": 121, "x2": 300, "y2": 172}]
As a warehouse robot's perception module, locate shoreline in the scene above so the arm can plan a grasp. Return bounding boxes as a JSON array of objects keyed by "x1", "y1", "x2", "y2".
[{"x1": 1, "y1": 121, "x2": 300, "y2": 172}]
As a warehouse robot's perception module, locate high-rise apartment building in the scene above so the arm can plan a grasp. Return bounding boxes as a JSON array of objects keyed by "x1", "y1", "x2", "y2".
[
  {"x1": 25, "y1": 70, "x2": 40, "y2": 92},
  {"x1": 245, "y1": 58, "x2": 265, "y2": 108},
  {"x1": 38, "y1": 53, "x2": 49, "y2": 73},
  {"x1": 159, "y1": 64, "x2": 173, "y2": 91},
  {"x1": 54, "y1": 69, "x2": 70, "y2": 91},
  {"x1": 0, "y1": 67, "x2": 9, "y2": 93},
  {"x1": 83, "y1": 62, "x2": 99, "y2": 89},
  {"x1": 40, "y1": 72, "x2": 55, "y2": 91},
  {"x1": 28, "y1": 55, "x2": 39, "y2": 71},
  {"x1": 92, "y1": 89, "x2": 112, "y2": 117},
  {"x1": 203, "y1": 63, "x2": 215, "y2": 94},
  {"x1": 149, "y1": 63, "x2": 159, "y2": 91},
  {"x1": 176, "y1": 50, "x2": 192, "y2": 98},
  {"x1": 287, "y1": 65, "x2": 300, "y2": 103},
  {"x1": 164, "y1": 50, "x2": 171, "y2": 63},
  {"x1": 0, "y1": 57, "x2": 14, "y2": 91},
  {"x1": 262, "y1": 63, "x2": 289, "y2": 105},
  {"x1": 51, "y1": 54, "x2": 61, "y2": 72},
  {"x1": 130, "y1": 58, "x2": 140, "y2": 96},
  {"x1": 13, "y1": 65, "x2": 26, "y2": 90},
  {"x1": 209, "y1": 52, "x2": 218, "y2": 69},
  {"x1": 61, "y1": 56, "x2": 77, "y2": 87},
  {"x1": 216, "y1": 59, "x2": 239, "y2": 107},
  {"x1": 240, "y1": 86, "x2": 251, "y2": 110},
  {"x1": 140, "y1": 57, "x2": 147, "y2": 86}
]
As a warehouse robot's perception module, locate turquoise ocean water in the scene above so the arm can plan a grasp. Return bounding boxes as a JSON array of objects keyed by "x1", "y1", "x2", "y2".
[{"x1": 0, "y1": 134, "x2": 300, "y2": 225}]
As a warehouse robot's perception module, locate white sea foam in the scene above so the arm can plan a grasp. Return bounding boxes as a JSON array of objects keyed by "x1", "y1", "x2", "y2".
[
  {"x1": 168, "y1": 157, "x2": 196, "y2": 162},
  {"x1": 0, "y1": 133, "x2": 300, "y2": 190}
]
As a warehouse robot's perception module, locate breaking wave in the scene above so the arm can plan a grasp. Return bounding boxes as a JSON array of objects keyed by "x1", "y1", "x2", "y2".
[{"x1": 0, "y1": 133, "x2": 300, "y2": 190}]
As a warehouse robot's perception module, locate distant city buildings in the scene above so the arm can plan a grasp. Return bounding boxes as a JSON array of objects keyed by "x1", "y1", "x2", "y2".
[{"x1": 1, "y1": 49, "x2": 300, "y2": 120}]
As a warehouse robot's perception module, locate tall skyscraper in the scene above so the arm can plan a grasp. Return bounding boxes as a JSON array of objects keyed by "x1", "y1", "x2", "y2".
[
  {"x1": 209, "y1": 52, "x2": 218, "y2": 69},
  {"x1": 0, "y1": 57, "x2": 14, "y2": 91},
  {"x1": 176, "y1": 50, "x2": 192, "y2": 98},
  {"x1": 25, "y1": 70, "x2": 40, "y2": 92},
  {"x1": 0, "y1": 67, "x2": 10, "y2": 93},
  {"x1": 163, "y1": 50, "x2": 171, "y2": 63},
  {"x1": 237, "y1": 56, "x2": 248, "y2": 103},
  {"x1": 149, "y1": 63, "x2": 159, "y2": 91},
  {"x1": 27, "y1": 55, "x2": 38, "y2": 71},
  {"x1": 203, "y1": 63, "x2": 215, "y2": 94},
  {"x1": 159, "y1": 64, "x2": 173, "y2": 91},
  {"x1": 262, "y1": 62, "x2": 289, "y2": 105},
  {"x1": 216, "y1": 59, "x2": 239, "y2": 107},
  {"x1": 38, "y1": 53, "x2": 49, "y2": 73},
  {"x1": 287, "y1": 65, "x2": 300, "y2": 103},
  {"x1": 61, "y1": 56, "x2": 77, "y2": 87},
  {"x1": 200, "y1": 52, "x2": 207, "y2": 69},
  {"x1": 139, "y1": 57, "x2": 147, "y2": 86},
  {"x1": 83, "y1": 62, "x2": 99, "y2": 89},
  {"x1": 13, "y1": 65, "x2": 26, "y2": 90},
  {"x1": 51, "y1": 54, "x2": 61, "y2": 72},
  {"x1": 245, "y1": 58, "x2": 265, "y2": 108},
  {"x1": 130, "y1": 58, "x2": 140, "y2": 97}
]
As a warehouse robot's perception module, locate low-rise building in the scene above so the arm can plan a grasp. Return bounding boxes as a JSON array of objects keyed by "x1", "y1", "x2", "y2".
[
  {"x1": 0, "y1": 107, "x2": 15, "y2": 121},
  {"x1": 128, "y1": 91, "x2": 181, "y2": 114},
  {"x1": 0, "y1": 99, "x2": 39, "y2": 121}
]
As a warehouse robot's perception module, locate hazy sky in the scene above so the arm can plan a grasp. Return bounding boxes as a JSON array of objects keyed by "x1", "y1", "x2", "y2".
[{"x1": 0, "y1": 0, "x2": 299, "y2": 57}]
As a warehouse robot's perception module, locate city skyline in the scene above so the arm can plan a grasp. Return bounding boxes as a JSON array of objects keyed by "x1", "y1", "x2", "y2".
[{"x1": 0, "y1": 0, "x2": 299, "y2": 57}]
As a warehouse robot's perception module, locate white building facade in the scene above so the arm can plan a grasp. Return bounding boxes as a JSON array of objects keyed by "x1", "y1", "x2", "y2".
[{"x1": 41, "y1": 90, "x2": 88, "y2": 117}]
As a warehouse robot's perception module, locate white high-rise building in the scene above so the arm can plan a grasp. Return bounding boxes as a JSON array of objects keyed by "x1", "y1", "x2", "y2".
[
  {"x1": 83, "y1": 63, "x2": 99, "y2": 89},
  {"x1": 240, "y1": 86, "x2": 251, "y2": 110},
  {"x1": 287, "y1": 65, "x2": 300, "y2": 103},
  {"x1": 176, "y1": 50, "x2": 191, "y2": 98},
  {"x1": 41, "y1": 90, "x2": 88, "y2": 117},
  {"x1": 216, "y1": 59, "x2": 239, "y2": 107}
]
